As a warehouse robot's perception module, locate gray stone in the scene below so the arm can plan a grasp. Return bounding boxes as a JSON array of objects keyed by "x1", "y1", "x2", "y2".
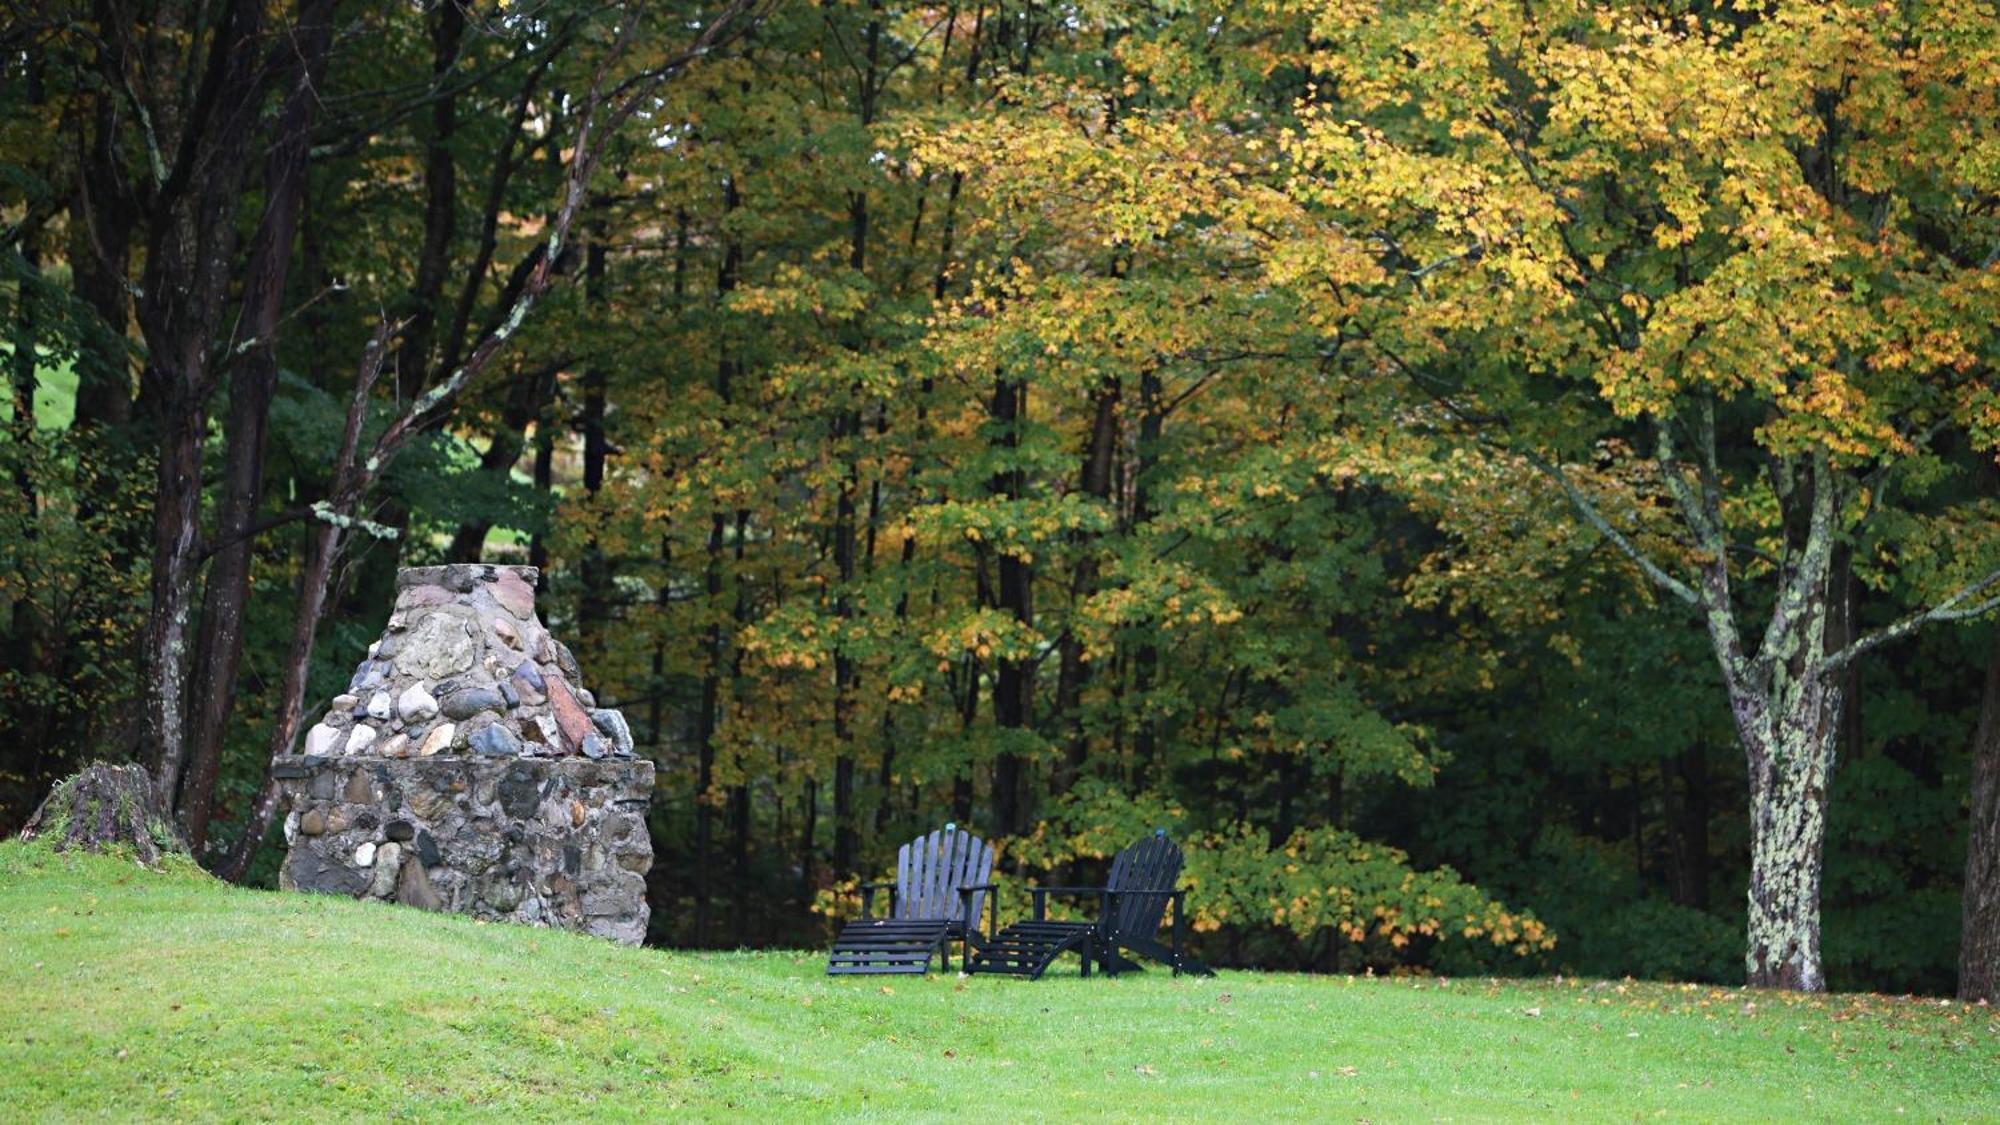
[
  {"x1": 396, "y1": 855, "x2": 443, "y2": 910},
  {"x1": 330, "y1": 694, "x2": 359, "y2": 712},
  {"x1": 581, "y1": 733, "x2": 609, "y2": 760},
  {"x1": 394, "y1": 610, "x2": 478, "y2": 679},
  {"x1": 511, "y1": 661, "x2": 546, "y2": 706},
  {"x1": 499, "y1": 679, "x2": 519, "y2": 708},
  {"x1": 299, "y1": 809, "x2": 327, "y2": 836},
  {"x1": 385, "y1": 819, "x2": 415, "y2": 842},
  {"x1": 492, "y1": 616, "x2": 519, "y2": 647},
  {"x1": 348, "y1": 661, "x2": 387, "y2": 693},
  {"x1": 369, "y1": 842, "x2": 402, "y2": 897},
  {"x1": 470, "y1": 724, "x2": 522, "y2": 757},
  {"x1": 440, "y1": 687, "x2": 507, "y2": 721},
  {"x1": 553, "y1": 641, "x2": 580, "y2": 681},
  {"x1": 415, "y1": 829, "x2": 442, "y2": 868},
  {"x1": 576, "y1": 687, "x2": 595, "y2": 709},
  {"x1": 285, "y1": 848, "x2": 368, "y2": 897},
  {"x1": 366, "y1": 691, "x2": 394, "y2": 721},
  {"x1": 497, "y1": 764, "x2": 542, "y2": 819},
  {"x1": 590, "y1": 709, "x2": 634, "y2": 757},
  {"x1": 374, "y1": 633, "x2": 402, "y2": 660}
]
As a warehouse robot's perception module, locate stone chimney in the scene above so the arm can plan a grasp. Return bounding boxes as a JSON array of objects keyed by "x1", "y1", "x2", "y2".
[{"x1": 273, "y1": 564, "x2": 654, "y2": 944}]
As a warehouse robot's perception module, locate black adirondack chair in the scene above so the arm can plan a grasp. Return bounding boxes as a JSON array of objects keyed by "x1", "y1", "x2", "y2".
[
  {"x1": 825, "y1": 825, "x2": 997, "y2": 975},
  {"x1": 967, "y1": 831, "x2": 1214, "y2": 980}
]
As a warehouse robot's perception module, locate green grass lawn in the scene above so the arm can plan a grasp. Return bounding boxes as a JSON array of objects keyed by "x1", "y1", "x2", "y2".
[{"x1": 2, "y1": 842, "x2": 1995, "y2": 1122}]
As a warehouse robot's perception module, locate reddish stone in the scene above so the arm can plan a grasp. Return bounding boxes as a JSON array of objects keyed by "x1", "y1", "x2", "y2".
[
  {"x1": 491, "y1": 570, "x2": 537, "y2": 619},
  {"x1": 396, "y1": 584, "x2": 458, "y2": 610},
  {"x1": 545, "y1": 674, "x2": 594, "y2": 753}
]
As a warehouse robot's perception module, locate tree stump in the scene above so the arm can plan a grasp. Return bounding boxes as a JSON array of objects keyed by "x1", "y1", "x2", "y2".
[{"x1": 19, "y1": 763, "x2": 188, "y2": 866}]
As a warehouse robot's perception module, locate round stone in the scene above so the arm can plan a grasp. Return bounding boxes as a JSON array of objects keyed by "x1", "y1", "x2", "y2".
[
  {"x1": 330, "y1": 694, "x2": 359, "y2": 712},
  {"x1": 355, "y1": 842, "x2": 377, "y2": 868},
  {"x1": 366, "y1": 691, "x2": 393, "y2": 721},
  {"x1": 440, "y1": 687, "x2": 507, "y2": 721},
  {"x1": 304, "y1": 722, "x2": 343, "y2": 757},
  {"x1": 398, "y1": 683, "x2": 440, "y2": 723},
  {"x1": 346, "y1": 725, "x2": 378, "y2": 753},
  {"x1": 590, "y1": 709, "x2": 635, "y2": 757}
]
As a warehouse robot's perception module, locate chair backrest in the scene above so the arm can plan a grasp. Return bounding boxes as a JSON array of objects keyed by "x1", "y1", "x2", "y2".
[
  {"x1": 1102, "y1": 833, "x2": 1184, "y2": 939},
  {"x1": 892, "y1": 827, "x2": 994, "y2": 926}
]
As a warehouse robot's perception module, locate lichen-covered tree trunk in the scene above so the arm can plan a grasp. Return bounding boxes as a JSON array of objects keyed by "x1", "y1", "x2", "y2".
[{"x1": 1742, "y1": 708, "x2": 1836, "y2": 991}]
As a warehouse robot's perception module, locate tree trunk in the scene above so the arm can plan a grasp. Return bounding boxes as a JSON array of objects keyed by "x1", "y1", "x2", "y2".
[
  {"x1": 394, "y1": 0, "x2": 465, "y2": 395},
  {"x1": 694, "y1": 175, "x2": 742, "y2": 944},
  {"x1": 1743, "y1": 704, "x2": 1836, "y2": 991},
  {"x1": 133, "y1": 0, "x2": 281, "y2": 809},
  {"x1": 1959, "y1": 627, "x2": 2000, "y2": 1003},
  {"x1": 989, "y1": 376, "x2": 1032, "y2": 835},
  {"x1": 1053, "y1": 377, "x2": 1119, "y2": 790},
  {"x1": 178, "y1": 1, "x2": 335, "y2": 851}
]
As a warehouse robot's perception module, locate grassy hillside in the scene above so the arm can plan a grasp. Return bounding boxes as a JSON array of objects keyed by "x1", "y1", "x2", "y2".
[{"x1": 1, "y1": 842, "x2": 1994, "y2": 1122}]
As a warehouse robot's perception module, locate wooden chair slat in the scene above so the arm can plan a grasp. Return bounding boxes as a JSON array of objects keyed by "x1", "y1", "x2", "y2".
[{"x1": 827, "y1": 824, "x2": 994, "y2": 975}]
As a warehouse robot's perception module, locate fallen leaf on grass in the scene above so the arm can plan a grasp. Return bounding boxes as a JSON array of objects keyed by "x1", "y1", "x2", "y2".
[{"x1": 1524, "y1": 1007, "x2": 1542, "y2": 1017}]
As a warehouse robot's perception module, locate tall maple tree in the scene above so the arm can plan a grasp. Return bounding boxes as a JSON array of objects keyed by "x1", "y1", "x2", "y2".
[{"x1": 1271, "y1": 0, "x2": 2000, "y2": 989}]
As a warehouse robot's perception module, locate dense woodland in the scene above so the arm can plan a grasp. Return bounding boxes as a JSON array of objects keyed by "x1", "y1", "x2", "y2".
[{"x1": 2, "y1": 0, "x2": 1997, "y2": 997}]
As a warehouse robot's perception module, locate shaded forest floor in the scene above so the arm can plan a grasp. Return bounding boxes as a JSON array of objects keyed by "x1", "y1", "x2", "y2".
[{"x1": 1, "y1": 842, "x2": 1994, "y2": 1121}]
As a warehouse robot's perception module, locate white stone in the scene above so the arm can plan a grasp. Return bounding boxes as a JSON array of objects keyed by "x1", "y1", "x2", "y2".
[
  {"x1": 398, "y1": 683, "x2": 439, "y2": 723},
  {"x1": 367, "y1": 691, "x2": 393, "y2": 720},
  {"x1": 378, "y1": 733, "x2": 410, "y2": 758},
  {"x1": 346, "y1": 724, "x2": 378, "y2": 753},
  {"x1": 355, "y1": 842, "x2": 377, "y2": 868},
  {"x1": 304, "y1": 722, "x2": 343, "y2": 757},
  {"x1": 419, "y1": 722, "x2": 455, "y2": 756}
]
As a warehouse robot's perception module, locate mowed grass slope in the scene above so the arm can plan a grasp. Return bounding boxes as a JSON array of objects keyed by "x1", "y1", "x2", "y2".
[{"x1": 2, "y1": 843, "x2": 1995, "y2": 1122}]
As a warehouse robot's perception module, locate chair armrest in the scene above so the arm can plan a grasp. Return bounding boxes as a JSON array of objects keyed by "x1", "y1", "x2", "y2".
[
  {"x1": 957, "y1": 883, "x2": 999, "y2": 944},
  {"x1": 858, "y1": 881, "x2": 898, "y2": 919},
  {"x1": 1031, "y1": 884, "x2": 1111, "y2": 921}
]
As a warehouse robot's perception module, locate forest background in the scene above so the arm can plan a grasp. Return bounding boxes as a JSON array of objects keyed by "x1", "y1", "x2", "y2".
[{"x1": 2, "y1": 0, "x2": 1997, "y2": 998}]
